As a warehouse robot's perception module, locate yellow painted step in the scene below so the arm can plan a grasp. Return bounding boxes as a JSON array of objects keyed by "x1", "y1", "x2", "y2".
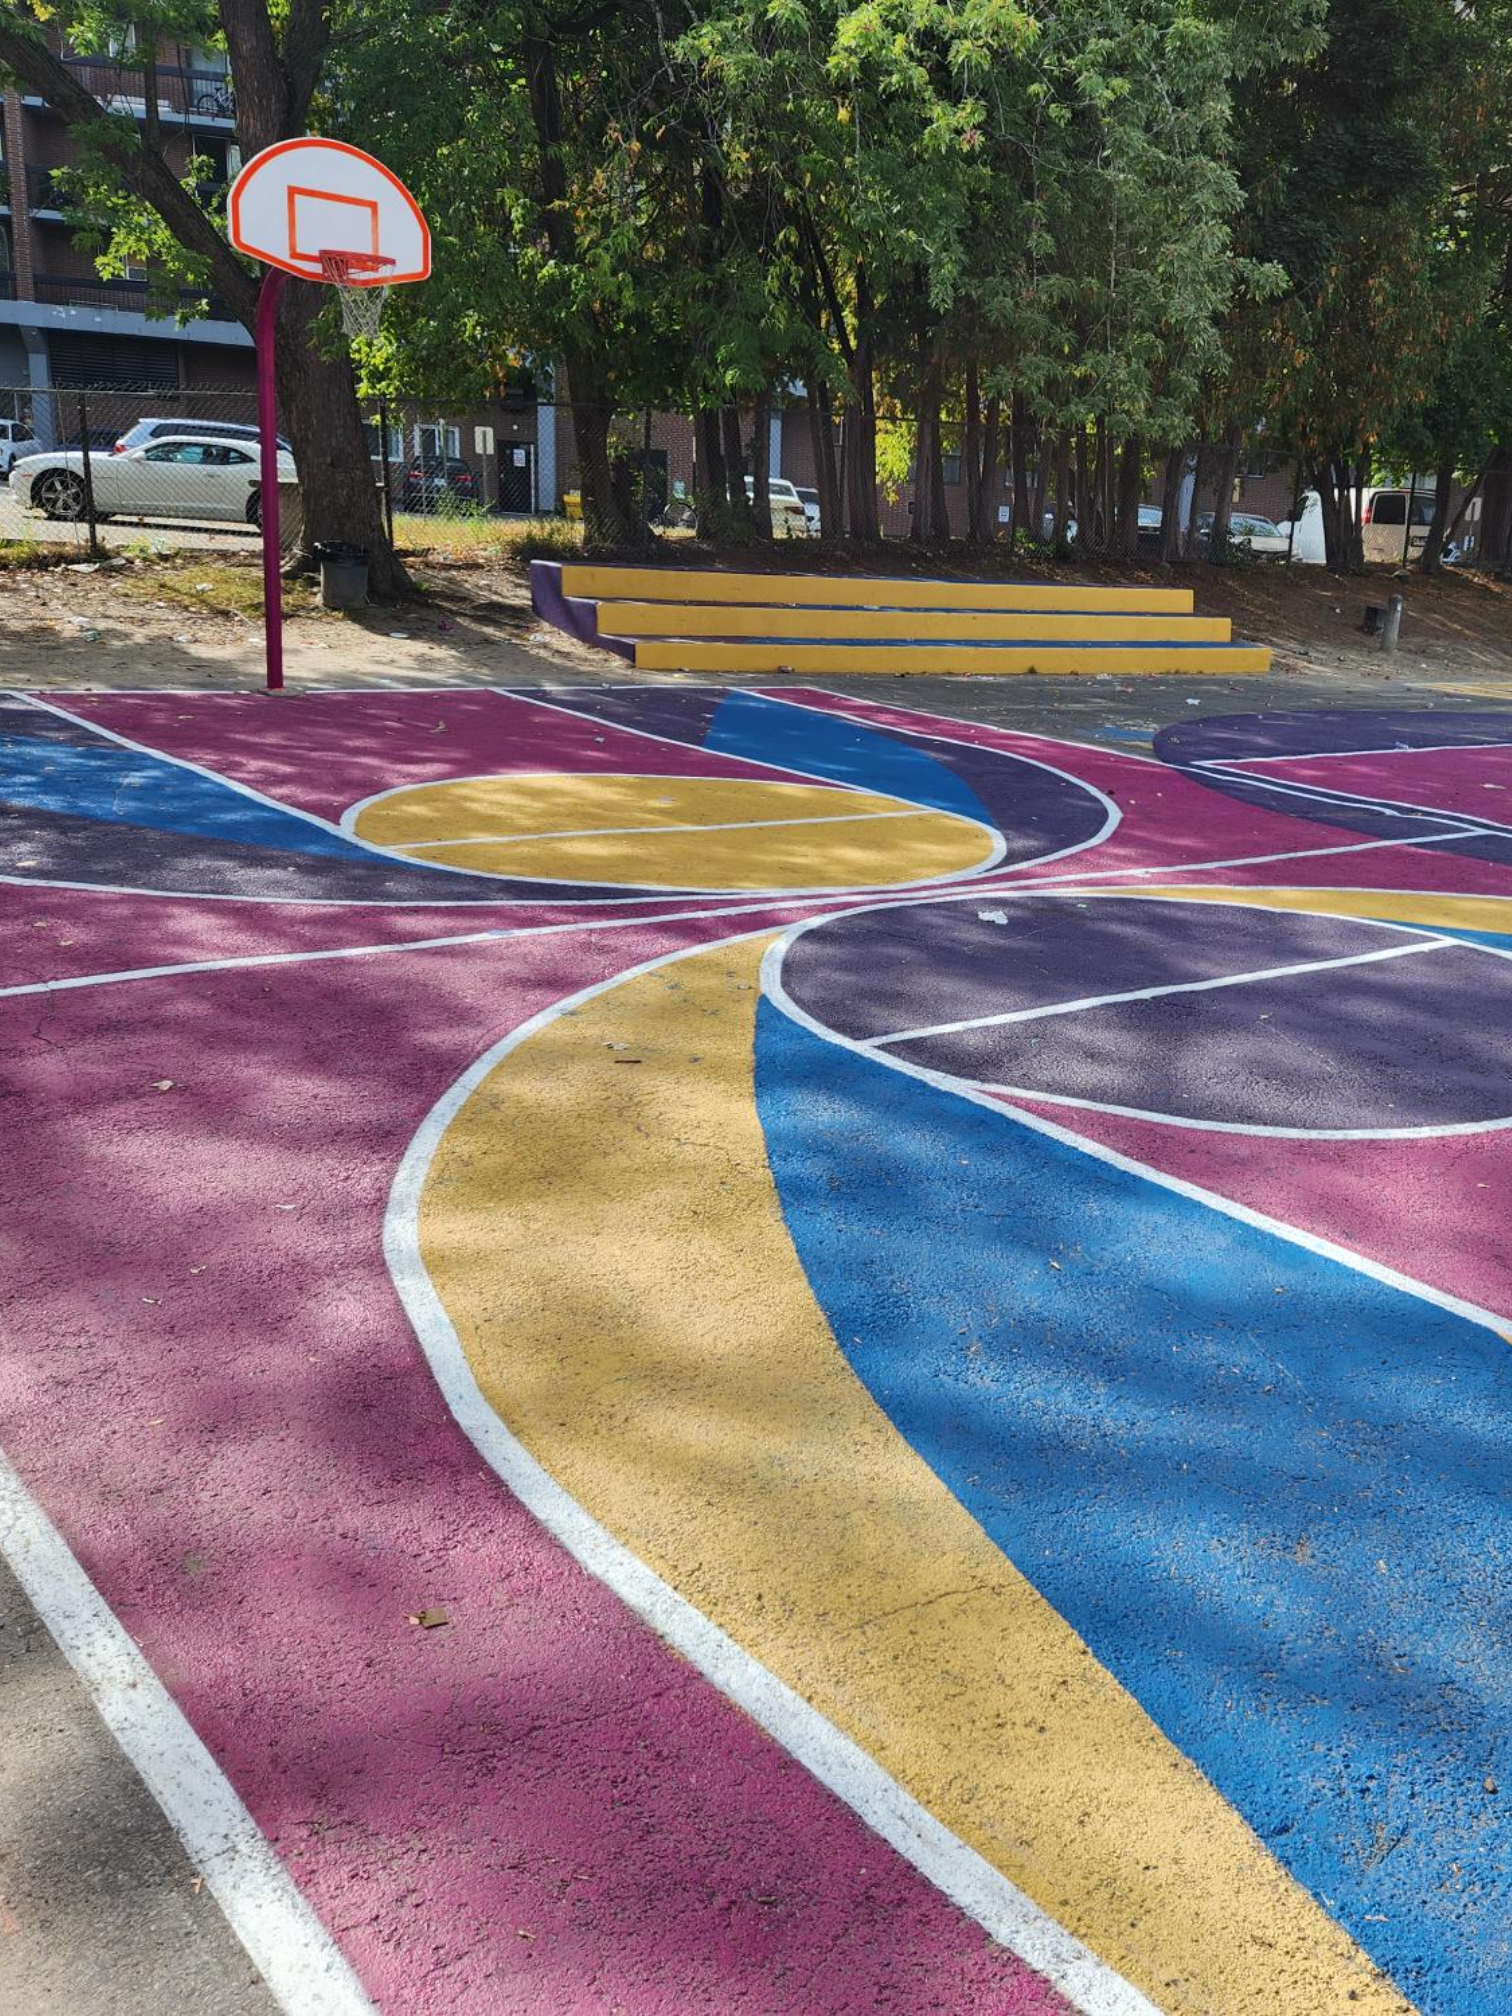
[
  {"x1": 631, "y1": 638, "x2": 1271, "y2": 677},
  {"x1": 562, "y1": 564, "x2": 1195, "y2": 615},
  {"x1": 600, "y1": 601, "x2": 1232, "y2": 644}
]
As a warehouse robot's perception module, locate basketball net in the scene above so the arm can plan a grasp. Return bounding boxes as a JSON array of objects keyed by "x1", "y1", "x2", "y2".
[{"x1": 318, "y1": 250, "x2": 395, "y2": 343}]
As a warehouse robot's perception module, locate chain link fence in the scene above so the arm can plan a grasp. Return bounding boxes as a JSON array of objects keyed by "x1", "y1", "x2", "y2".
[{"x1": 1, "y1": 380, "x2": 1475, "y2": 573}]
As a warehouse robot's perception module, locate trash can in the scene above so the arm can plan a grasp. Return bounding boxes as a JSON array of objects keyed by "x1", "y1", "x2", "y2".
[{"x1": 315, "y1": 541, "x2": 369, "y2": 610}]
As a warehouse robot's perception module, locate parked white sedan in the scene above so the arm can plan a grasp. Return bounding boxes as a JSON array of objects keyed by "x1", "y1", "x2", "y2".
[{"x1": 12, "y1": 433, "x2": 295, "y2": 528}]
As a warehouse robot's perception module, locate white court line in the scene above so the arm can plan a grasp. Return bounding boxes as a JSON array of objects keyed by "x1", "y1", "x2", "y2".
[
  {"x1": 868, "y1": 938, "x2": 1447, "y2": 1048},
  {"x1": 771, "y1": 892, "x2": 1512, "y2": 1142},
  {"x1": 1190, "y1": 761, "x2": 1512, "y2": 838},
  {"x1": 763, "y1": 921, "x2": 1512, "y2": 1288},
  {"x1": 383, "y1": 934, "x2": 1161, "y2": 2016},
  {"x1": 778, "y1": 684, "x2": 1167, "y2": 767},
  {"x1": 3, "y1": 828, "x2": 1499, "y2": 1004},
  {"x1": 0, "y1": 1445, "x2": 372, "y2": 2016},
  {"x1": 403, "y1": 808, "x2": 930, "y2": 850},
  {"x1": 19, "y1": 695, "x2": 499, "y2": 886},
  {"x1": 1211, "y1": 740, "x2": 1512, "y2": 766}
]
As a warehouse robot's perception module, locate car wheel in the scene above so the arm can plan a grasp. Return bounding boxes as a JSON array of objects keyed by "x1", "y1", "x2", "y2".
[
  {"x1": 34, "y1": 469, "x2": 86, "y2": 520},
  {"x1": 246, "y1": 488, "x2": 261, "y2": 529}
]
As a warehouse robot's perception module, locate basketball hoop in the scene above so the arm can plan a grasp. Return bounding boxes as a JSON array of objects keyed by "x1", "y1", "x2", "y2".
[{"x1": 319, "y1": 249, "x2": 396, "y2": 342}]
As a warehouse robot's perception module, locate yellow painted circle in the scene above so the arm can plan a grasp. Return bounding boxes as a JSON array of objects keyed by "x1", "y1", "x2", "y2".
[{"x1": 353, "y1": 772, "x2": 997, "y2": 891}]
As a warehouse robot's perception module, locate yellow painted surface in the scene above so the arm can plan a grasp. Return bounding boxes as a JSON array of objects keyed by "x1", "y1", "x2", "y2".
[
  {"x1": 1128, "y1": 884, "x2": 1512, "y2": 937},
  {"x1": 561, "y1": 563, "x2": 1196, "y2": 614},
  {"x1": 631, "y1": 638, "x2": 1272, "y2": 676},
  {"x1": 354, "y1": 772, "x2": 996, "y2": 890},
  {"x1": 600, "y1": 601, "x2": 1233, "y2": 644},
  {"x1": 419, "y1": 940, "x2": 1412, "y2": 2016}
]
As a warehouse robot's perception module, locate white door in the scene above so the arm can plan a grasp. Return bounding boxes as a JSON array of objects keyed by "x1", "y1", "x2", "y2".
[{"x1": 131, "y1": 441, "x2": 225, "y2": 518}]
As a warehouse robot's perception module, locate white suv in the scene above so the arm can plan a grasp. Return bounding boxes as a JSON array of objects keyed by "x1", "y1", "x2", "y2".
[{"x1": 0, "y1": 418, "x2": 42, "y2": 480}]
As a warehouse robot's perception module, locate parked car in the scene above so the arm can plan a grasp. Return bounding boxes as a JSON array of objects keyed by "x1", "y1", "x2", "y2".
[
  {"x1": 1137, "y1": 504, "x2": 1163, "y2": 548},
  {"x1": 793, "y1": 484, "x2": 822, "y2": 535},
  {"x1": 0, "y1": 417, "x2": 41, "y2": 479},
  {"x1": 1197, "y1": 509, "x2": 1290, "y2": 557},
  {"x1": 13, "y1": 432, "x2": 295, "y2": 526},
  {"x1": 400, "y1": 455, "x2": 479, "y2": 512},
  {"x1": 744, "y1": 474, "x2": 812, "y2": 537},
  {"x1": 113, "y1": 416, "x2": 291, "y2": 455},
  {"x1": 1360, "y1": 486, "x2": 1439, "y2": 563}
]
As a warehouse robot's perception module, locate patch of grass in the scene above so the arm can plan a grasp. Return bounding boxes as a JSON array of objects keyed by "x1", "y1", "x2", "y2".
[
  {"x1": 118, "y1": 560, "x2": 324, "y2": 620},
  {"x1": 0, "y1": 538, "x2": 76, "y2": 570},
  {"x1": 393, "y1": 513, "x2": 583, "y2": 563}
]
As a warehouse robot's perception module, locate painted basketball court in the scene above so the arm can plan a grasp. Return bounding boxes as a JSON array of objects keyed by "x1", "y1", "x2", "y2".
[{"x1": 2, "y1": 685, "x2": 1510, "y2": 2015}]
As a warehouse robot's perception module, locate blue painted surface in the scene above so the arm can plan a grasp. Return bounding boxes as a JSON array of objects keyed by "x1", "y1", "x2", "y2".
[
  {"x1": 704, "y1": 691, "x2": 994, "y2": 824},
  {"x1": 0, "y1": 735, "x2": 390, "y2": 862},
  {"x1": 755, "y1": 996, "x2": 1512, "y2": 2016}
]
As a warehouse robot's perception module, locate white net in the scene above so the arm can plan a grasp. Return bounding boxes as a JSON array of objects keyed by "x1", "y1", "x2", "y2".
[{"x1": 318, "y1": 252, "x2": 394, "y2": 343}]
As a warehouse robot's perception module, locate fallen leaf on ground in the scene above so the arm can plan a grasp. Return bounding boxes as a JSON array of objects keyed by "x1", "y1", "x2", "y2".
[{"x1": 408, "y1": 1607, "x2": 450, "y2": 1629}]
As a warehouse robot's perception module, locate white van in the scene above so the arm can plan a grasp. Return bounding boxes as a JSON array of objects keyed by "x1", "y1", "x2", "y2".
[
  {"x1": 0, "y1": 417, "x2": 41, "y2": 479},
  {"x1": 1274, "y1": 489, "x2": 1327, "y2": 565}
]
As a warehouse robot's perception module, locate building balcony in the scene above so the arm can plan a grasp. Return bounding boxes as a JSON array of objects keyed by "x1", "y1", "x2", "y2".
[
  {"x1": 32, "y1": 271, "x2": 234, "y2": 320},
  {"x1": 59, "y1": 55, "x2": 235, "y2": 124},
  {"x1": 26, "y1": 165, "x2": 66, "y2": 213}
]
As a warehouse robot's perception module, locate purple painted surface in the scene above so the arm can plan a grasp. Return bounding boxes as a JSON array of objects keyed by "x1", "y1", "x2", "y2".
[
  {"x1": 891, "y1": 940, "x2": 1512, "y2": 1130},
  {"x1": 781, "y1": 895, "x2": 1396, "y2": 1042}
]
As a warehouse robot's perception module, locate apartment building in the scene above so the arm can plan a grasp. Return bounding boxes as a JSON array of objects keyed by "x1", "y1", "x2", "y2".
[{"x1": 0, "y1": 29, "x2": 253, "y2": 438}]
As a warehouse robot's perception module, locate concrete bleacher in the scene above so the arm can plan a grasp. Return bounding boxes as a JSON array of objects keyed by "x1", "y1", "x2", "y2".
[{"x1": 529, "y1": 561, "x2": 1272, "y2": 676}]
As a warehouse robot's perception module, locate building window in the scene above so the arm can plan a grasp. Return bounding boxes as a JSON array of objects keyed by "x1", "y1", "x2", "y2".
[{"x1": 941, "y1": 450, "x2": 962, "y2": 486}]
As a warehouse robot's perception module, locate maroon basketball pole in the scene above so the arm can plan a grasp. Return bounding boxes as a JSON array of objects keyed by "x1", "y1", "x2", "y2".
[{"x1": 255, "y1": 267, "x2": 288, "y2": 692}]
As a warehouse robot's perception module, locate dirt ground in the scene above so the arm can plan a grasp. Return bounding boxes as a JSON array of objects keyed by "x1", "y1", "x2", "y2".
[{"x1": 0, "y1": 546, "x2": 1508, "y2": 692}]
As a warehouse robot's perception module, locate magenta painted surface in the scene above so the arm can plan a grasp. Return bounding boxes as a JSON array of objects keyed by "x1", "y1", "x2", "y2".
[
  {"x1": 11, "y1": 683, "x2": 1512, "y2": 2012},
  {"x1": 0, "y1": 916, "x2": 1068, "y2": 2015},
  {"x1": 1226, "y1": 744, "x2": 1512, "y2": 825},
  {"x1": 67, "y1": 689, "x2": 852, "y2": 823}
]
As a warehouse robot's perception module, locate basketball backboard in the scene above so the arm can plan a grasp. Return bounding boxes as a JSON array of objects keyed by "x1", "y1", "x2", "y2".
[{"x1": 228, "y1": 138, "x2": 430, "y2": 286}]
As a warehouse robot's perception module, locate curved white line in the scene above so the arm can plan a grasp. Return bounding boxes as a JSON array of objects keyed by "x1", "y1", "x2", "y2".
[
  {"x1": 766, "y1": 888, "x2": 1512, "y2": 1143},
  {"x1": 0, "y1": 1446, "x2": 373, "y2": 2016},
  {"x1": 382, "y1": 936, "x2": 1160, "y2": 2016},
  {"x1": 20, "y1": 695, "x2": 497, "y2": 885},
  {"x1": 777, "y1": 684, "x2": 1168, "y2": 767},
  {"x1": 755, "y1": 688, "x2": 1124, "y2": 873},
  {"x1": 339, "y1": 761, "x2": 1010, "y2": 899},
  {"x1": 758, "y1": 930, "x2": 1512, "y2": 1340}
]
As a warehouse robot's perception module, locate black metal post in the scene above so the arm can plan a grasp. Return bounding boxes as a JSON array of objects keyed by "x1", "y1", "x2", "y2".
[
  {"x1": 1403, "y1": 470, "x2": 1418, "y2": 567},
  {"x1": 378, "y1": 395, "x2": 395, "y2": 547},
  {"x1": 76, "y1": 392, "x2": 101, "y2": 559}
]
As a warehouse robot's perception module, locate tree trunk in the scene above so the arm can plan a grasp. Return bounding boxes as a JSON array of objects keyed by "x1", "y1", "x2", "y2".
[
  {"x1": 1114, "y1": 435, "x2": 1142, "y2": 560},
  {"x1": 274, "y1": 289, "x2": 405, "y2": 592},
  {"x1": 1075, "y1": 429, "x2": 1092, "y2": 550},
  {"x1": 1031, "y1": 429, "x2": 1051, "y2": 542},
  {"x1": 748, "y1": 389, "x2": 773, "y2": 542},
  {"x1": 693, "y1": 407, "x2": 727, "y2": 539},
  {"x1": 1051, "y1": 431, "x2": 1073, "y2": 548},
  {"x1": 1479, "y1": 445, "x2": 1512, "y2": 576},
  {"x1": 721, "y1": 405, "x2": 758, "y2": 535},
  {"x1": 1185, "y1": 442, "x2": 1215, "y2": 559},
  {"x1": 571, "y1": 391, "x2": 638, "y2": 548},
  {"x1": 974, "y1": 394, "x2": 1002, "y2": 545},
  {"x1": 1011, "y1": 394, "x2": 1033, "y2": 549},
  {"x1": 909, "y1": 383, "x2": 935, "y2": 545},
  {"x1": 926, "y1": 403, "x2": 950, "y2": 541},
  {"x1": 806, "y1": 382, "x2": 842, "y2": 540},
  {"x1": 1417, "y1": 461, "x2": 1457, "y2": 575},
  {"x1": 1206, "y1": 424, "x2": 1243, "y2": 556},
  {"x1": 1157, "y1": 445, "x2": 1186, "y2": 565},
  {"x1": 963, "y1": 360, "x2": 983, "y2": 543}
]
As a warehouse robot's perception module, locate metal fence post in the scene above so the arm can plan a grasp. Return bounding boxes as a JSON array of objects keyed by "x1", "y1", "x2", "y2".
[
  {"x1": 378, "y1": 395, "x2": 395, "y2": 548},
  {"x1": 76, "y1": 392, "x2": 101, "y2": 559},
  {"x1": 1403, "y1": 470, "x2": 1418, "y2": 567}
]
